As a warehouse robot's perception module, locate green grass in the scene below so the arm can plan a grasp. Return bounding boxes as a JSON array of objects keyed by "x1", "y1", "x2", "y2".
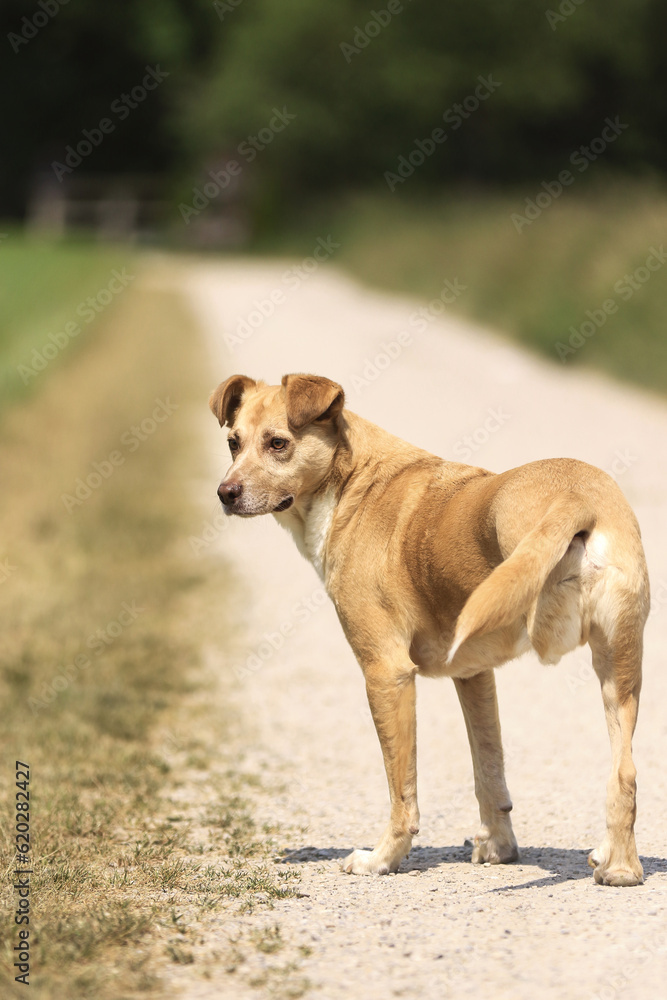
[
  {"x1": 0, "y1": 230, "x2": 129, "y2": 407},
  {"x1": 260, "y1": 180, "x2": 667, "y2": 397}
]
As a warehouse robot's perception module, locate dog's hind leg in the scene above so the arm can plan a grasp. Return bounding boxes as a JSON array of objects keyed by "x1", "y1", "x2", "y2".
[
  {"x1": 588, "y1": 620, "x2": 644, "y2": 886},
  {"x1": 454, "y1": 671, "x2": 519, "y2": 864},
  {"x1": 342, "y1": 655, "x2": 419, "y2": 875}
]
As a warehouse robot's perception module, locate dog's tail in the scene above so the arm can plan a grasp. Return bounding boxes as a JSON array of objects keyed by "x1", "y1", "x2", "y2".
[{"x1": 447, "y1": 493, "x2": 597, "y2": 663}]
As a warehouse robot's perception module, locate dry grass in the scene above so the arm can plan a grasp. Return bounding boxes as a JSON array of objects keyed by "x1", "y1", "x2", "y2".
[{"x1": 0, "y1": 262, "x2": 302, "y2": 998}]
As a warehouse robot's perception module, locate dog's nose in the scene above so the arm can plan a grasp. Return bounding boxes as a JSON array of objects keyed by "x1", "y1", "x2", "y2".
[{"x1": 218, "y1": 481, "x2": 243, "y2": 505}]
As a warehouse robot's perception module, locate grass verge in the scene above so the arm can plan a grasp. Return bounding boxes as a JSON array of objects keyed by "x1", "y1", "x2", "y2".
[
  {"x1": 261, "y1": 180, "x2": 667, "y2": 397},
  {"x1": 0, "y1": 262, "x2": 303, "y2": 999},
  {"x1": 0, "y1": 232, "x2": 130, "y2": 410}
]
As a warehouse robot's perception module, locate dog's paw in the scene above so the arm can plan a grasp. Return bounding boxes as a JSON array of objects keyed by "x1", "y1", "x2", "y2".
[
  {"x1": 471, "y1": 833, "x2": 519, "y2": 865},
  {"x1": 588, "y1": 848, "x2": 643, "y2": 886},
  {"x1": 341, "y1": 848, "x2": 398, "y2": 876}
]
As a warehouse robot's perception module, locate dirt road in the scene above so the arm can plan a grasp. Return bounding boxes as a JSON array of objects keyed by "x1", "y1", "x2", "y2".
[{"x1": 180, "y1": 259, "x2": 667, "y2": 999}]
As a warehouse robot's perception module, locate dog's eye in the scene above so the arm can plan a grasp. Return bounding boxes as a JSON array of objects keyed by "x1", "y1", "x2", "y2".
[
  {"x1": 228, "y1": 439, "x2": 239, "y2": 453},
  {"x1": 271, "y1": 438, "x2": 288, "y2": 451}
]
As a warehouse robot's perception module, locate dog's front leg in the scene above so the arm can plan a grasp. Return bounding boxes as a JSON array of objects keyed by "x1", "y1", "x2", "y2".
[{"x1": 343, "y1": 661, "x2": 419, "y2": 875}]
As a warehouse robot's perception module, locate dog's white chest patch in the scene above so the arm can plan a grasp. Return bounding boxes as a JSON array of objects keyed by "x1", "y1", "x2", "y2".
[
  {"x1": 282, "y1": 488, "x2": 337, "y2": 581},
  {"x1": 304, "y1": 488, "x2": 337, "y2": 580}
]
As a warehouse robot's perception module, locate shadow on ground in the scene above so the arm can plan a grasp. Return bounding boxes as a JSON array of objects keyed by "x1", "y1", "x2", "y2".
[{"x1": 278, "y1": 844, "x2": 665, "y2": 888}]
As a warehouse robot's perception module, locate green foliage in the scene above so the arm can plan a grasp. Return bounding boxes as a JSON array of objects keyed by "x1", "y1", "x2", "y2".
[
  {"x1": 2, "y1": 1, "x2": 667, "y2": 225},
  {"x1": 182, "y1": 0, "x2": 666, "y2": 214}
]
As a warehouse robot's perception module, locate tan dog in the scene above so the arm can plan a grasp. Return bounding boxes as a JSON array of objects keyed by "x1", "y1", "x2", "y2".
[{"x1": 210, "y1": 373, "x2": 649, "y2": 886}]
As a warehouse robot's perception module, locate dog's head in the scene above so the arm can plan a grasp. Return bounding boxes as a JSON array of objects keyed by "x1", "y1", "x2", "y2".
[{"x1": 210, "y1": 373, "x2": 345, "y2": 516}]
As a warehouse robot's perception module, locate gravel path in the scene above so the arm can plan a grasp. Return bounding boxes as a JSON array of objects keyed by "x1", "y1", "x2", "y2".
[{"x1": 180, "y1": 259, "x2": 667, "y2": 999}]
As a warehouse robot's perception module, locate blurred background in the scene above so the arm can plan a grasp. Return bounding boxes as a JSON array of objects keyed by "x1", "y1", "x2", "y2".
[
  {"x1": 2, "y1": 5, "x2": 667, "y2": 995},
  {"x1": 1, "y1": 0, "x2": 667, "y2": 395}
]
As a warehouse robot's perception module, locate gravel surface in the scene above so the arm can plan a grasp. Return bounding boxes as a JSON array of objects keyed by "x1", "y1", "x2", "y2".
[{"x1": 176, "y1": 260, "x2": 667, "y2": 999}]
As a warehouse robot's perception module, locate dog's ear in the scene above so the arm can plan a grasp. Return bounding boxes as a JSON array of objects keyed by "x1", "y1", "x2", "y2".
[
  {"x1": 209, "y1": 375, "x2": 256, "y2": 427},
  {"x1": 281, "y1": 374, "x2": 345, "y2": 431}
]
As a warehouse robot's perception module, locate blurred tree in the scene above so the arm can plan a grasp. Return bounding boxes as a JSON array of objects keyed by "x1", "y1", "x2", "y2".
[
  {"x1": 1, "y1": 0, "x2": 665, "y2": 224},
  {"x1": 0, "y1": 0, "x2": 217, "y2": 216},
  {"x1": 182, "y1": 0, "x2": 661, "y2": 208}
]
